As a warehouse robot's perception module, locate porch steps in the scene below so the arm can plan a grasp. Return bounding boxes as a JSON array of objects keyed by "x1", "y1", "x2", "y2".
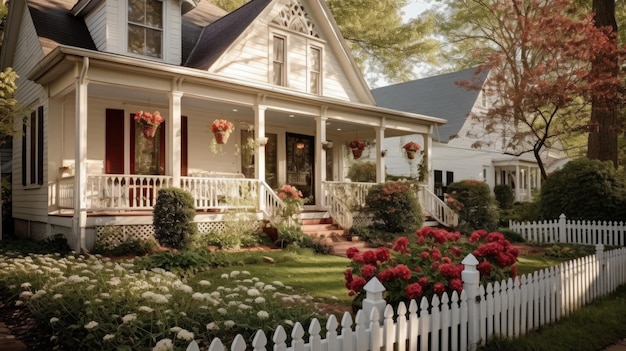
[{"x1": 299, "y1": 212, "x2": 369, "y2": 256}]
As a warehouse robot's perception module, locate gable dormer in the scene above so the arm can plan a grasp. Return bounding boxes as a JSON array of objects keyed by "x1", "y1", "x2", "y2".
[
  {"x1": 73, "y1": 0, "x2": 193, "y2": 65},
  {"x1": 189, "y1": 0, "x2": 363, "y2": 102}
]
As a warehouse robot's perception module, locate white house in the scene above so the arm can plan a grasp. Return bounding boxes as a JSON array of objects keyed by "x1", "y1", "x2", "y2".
[
  {"x1": 0, "y1": 0, "x2": 453, "y2": 251},
  {"x1": 372, "y1": 67, "x2": 569, "y2": 202}
]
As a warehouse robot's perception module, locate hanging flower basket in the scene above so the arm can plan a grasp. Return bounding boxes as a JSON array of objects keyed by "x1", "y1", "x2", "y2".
[
  {"x1": 348, "y1": 139, "x2": 366, "y2": 160},
  {"x1": 134, "y1": 111, "x2": 164, "y2": 139},
  {"x1": 211, "y1": 119, "x2": 235, "y2": 144},
  {"x1": 403, "y1": 141, "x2": 421, "y2": 159},
  {"x1": 213, "y1": 130, "x2": 231, "y2": 144},
  {"x1": 351, "y1": 148, "x2": 363, "y2": 159}
]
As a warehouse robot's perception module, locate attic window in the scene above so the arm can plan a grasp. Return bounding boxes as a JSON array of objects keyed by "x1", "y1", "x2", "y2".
[
  {"x1": 272, "y1": 0, "x2": 319, "y2": 38},
  {"x1": 128, "y1": 0, "x2": 163, "y2": 58}
]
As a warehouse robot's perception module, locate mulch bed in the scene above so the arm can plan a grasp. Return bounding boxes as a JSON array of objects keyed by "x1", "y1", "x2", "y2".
[{"x1": 0, "y1": 300, "x2": 57, "y2": 351}]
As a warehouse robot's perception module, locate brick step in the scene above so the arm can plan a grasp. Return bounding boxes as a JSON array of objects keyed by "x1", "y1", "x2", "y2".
[{"x1": 301, "y1": 217, "x2": 334, "y2": 225}]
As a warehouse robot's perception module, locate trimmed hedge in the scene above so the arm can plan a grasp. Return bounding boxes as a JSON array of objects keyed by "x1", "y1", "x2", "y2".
[
  {"x1": 447, "y1": 180, "x2": 499, "y2": 234},
  {"x1": 153, "y1": 188, "x2": 197, "y2": 250}
]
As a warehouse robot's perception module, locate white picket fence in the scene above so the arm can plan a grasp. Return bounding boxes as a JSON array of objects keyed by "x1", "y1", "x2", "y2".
[
  {"x1": 510, "y1": 214, "x2": 626, "y2": 246},
  {"x1": 186, "y1": 245, "x2": 626, "y2": 351}
]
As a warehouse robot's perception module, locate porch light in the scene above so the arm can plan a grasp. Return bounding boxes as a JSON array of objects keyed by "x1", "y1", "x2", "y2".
[
  {"x1": 296, "y1": 142, "x2": 305, "y2": 149},
  {"x1": 257, "y1": 137, "x2": 269, "y2": 146},
  {"x1": 322, "y1": 141, "x2": 333, "y2": 149}
]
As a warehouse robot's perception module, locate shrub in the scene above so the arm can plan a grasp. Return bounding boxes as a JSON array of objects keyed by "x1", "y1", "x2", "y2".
[
  {"x1": 446, "y1": 180, "x2": 499, "y2": 234},
  {"x1": 153, "y1": 188, "x2": 197, "y2": 250},
  {"x1": 275, "y1": 224, "x2": 332, "y2": 254},
  {"x1": 139, "y1": 250, "x2": 212, "y2": 277},
  {"x1": 364, "y1": 181, "x2": 424, "y2": 233},
  {"x1": 538, "y1": 158, "x2": 626, "y2": 220},
  {"x1": 493, "y1": 184, "x2": 514, "y2": 209},
  {"x1": 347, "y1": 162, "x2": 377, "y2": 182},
  {"x1": 345, "y1": 227, "x2": 519, "y2": 308}
]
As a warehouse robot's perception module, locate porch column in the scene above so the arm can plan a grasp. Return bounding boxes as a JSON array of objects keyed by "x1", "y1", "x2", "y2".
[
  {"x1": 423, "y1": 128, "x2": 432, "y2": 187},
  {"x1": 375, "y1": 124, "x2": 385, "y2": 183},
  {"x1": 525, "y1": 165, "x2": 531, "y2": 201},
  {"x1": 536, "y1": 167, "x2": 541, "y2": 192},
  {"x1": 168, "y1": 88, "x2": 183, "y2": 187},
  {"x1": 73, "y1": 58, "x2": 89, "y2": 253},
  {"x1": 254, "y1": 95, "x2": 266, "y2": 182},
  {"x1": 315, "y1": 109, "x2": 328, "y2": 208},
  {"x1": 515, "y1": 164, "x2": 521, "y2": 202}
]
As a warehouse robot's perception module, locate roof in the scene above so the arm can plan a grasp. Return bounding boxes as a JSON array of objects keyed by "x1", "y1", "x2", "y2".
[
  {"x1": 22, "y1": 0, "x2": 229, "y2": 63},
  {"x1": 371, "y1": 67, "x2": 488, "y2": 143},
  {"x1": 185, "y1": 0, "x2": 272, "y2": 69},
  {"x1": 27, "y1": 0, "x2": 97, "y2": 55}
]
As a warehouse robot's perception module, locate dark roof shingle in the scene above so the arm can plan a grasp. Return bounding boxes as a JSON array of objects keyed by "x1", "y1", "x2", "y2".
[{"x1": 372, "y1": 67, "x2": 488, "y2": 142}]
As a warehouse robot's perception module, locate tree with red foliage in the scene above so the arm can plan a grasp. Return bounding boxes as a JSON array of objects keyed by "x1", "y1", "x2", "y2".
[{"x1": 451, "y1": 0, "x2": 623, "y2": 180}]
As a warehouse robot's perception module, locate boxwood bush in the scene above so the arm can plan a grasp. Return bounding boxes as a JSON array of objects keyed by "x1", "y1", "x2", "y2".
[
  {"x1": 446, "y1": 180, "x2": 499, "y2": 234},
  {"x1": 153, "y1": 188, "x2": 197, "y2": 250},
  {"x1": 364, "y1": 181, "x2": 423, "y2": 233}
]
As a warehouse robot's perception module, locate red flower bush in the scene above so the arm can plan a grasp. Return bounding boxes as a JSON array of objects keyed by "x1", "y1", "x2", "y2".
[
  {"x1": 348, "y1": 139, "x2": 367, "y2": 150},
  {"x1": 402, "y1": 141, "x2": 420, "y2": 152},
  {"x1": 345, "y1": 227, "x2": 519, "y2": 307}
]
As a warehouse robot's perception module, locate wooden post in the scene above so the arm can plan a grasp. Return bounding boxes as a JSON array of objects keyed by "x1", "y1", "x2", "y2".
[
  {"x1": 462, "y1": 253, "x2": 480, "y2": 351},
  {"x1": 362, "y1": 277, "x2": 386, "y2": 324},
  {"x1": 559, "y1": 213, "x2": 567, "y2": 243}
]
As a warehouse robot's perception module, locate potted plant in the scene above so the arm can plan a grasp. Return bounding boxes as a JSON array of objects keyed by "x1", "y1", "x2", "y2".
[
  {"x1": 402, "y1": 141, "x2": 420, "y2": 159},
  {"x1": 134, "y1": 111, "x2": 165, "y2": 138},
  {"x1": 348, "y1": 139, "x2": 367, "y2": 159},
  {"x1": 211, "y1": 119, "x2": 235, "y2": 144}
]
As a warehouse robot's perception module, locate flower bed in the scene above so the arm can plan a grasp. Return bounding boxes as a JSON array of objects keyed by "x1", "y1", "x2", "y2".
[
  {"x1": 0, "y1": 252, "x2": 323, "y2": 350},
  {"x1": 344, "y1": 227, "x2": 519, "y2": 307}
]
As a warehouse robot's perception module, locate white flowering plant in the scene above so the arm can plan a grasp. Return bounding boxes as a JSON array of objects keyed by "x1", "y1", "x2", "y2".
[{"x1": 0, "y1": 251, "x2": 326, "y2": 350}]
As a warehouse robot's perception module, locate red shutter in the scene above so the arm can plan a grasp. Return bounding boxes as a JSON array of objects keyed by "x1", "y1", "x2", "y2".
[
  {"x1": 37, "y1": 106, "x2": 44, "y2": 184},
  {"x1": 105, "y1": 109, "x2": 125, "y2": 174}
]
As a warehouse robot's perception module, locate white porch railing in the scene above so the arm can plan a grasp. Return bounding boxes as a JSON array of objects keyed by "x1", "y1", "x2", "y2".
[
  {"x1": 324, "y1": 188, "x2": 353, "y2": 229},
  {"x1": 324, "y1": 181, "x2": 459, "y2": 229},
  {"x1": 418, "y1": 185, "x2": 459, "y2": 228},
  {"x1": 58, "y1": 175, "x2": 173, "y2": 210},
  {"x1": 180, "y1": 177, "x2": 259, "y2": 210}
]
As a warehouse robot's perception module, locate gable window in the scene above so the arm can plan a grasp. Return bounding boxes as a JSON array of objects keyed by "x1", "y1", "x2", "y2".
[
  {"x1": 128, "y1": 0, "x2": 163, "y2": 58},
  {"x1": 22, "y1": 107, "x2": 44, "y2": 186},
  {"x1": 272, "y1": 35, "x2": 286, "y2": 86},
  {"x1": 309, "y1": 46, "x2": 321, "y2": 95}
]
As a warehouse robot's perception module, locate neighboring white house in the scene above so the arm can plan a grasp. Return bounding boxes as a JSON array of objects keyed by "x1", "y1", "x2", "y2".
[
  {"x1": 371, "y1": 67, "x2": 569, "y2": 202},
  {"x1": 0, "y1": 0, "x2": 453, "y2": 251}
]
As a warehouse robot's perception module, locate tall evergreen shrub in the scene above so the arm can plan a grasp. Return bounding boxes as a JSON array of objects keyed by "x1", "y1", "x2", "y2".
[
  {"x1": 447, "y1": 180, "x2": 499, "y2": 234},
  {"x1": 539, "y1": 158, "x2": 626, "y2": 220},
  {"x1": 494, "y1": 184, "x2": 515, "y2": 209},
  {"x1": 153, "y1": 188, "x2": 197, "y2": 250},
  {"x1": 365, "y1": 181, "x2": 423, "y2": 233}
]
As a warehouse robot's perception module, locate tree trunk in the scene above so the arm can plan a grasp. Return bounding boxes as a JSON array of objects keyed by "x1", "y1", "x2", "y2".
[{"x1": 587, "y1": 0, "x2": 619, "y2": 167}]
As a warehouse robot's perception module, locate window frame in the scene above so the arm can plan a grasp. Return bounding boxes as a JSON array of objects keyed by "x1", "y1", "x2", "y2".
[
  {"x1": 271, "y1": 34, "x2": 287, "y2": 86},
  {"x1": 22, "y1": 106, "x2": 44, "y2": 188},
  {"x1": 127, "y1": 0, "x2": 164, "y2": 59},
  {"x1": 308, "y1": 45, "x2": 322, "y2": 95}
]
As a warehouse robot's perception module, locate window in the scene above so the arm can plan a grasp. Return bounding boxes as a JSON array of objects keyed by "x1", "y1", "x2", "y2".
[
  {"x1": 128, "y1": 0, "x2": 163, "y2": 58},
  {"x1": 22, "y1": 106, "x2": 44, "y2": 186},
  {"x1": 272, "y1": 35, "x2": 285, "y2": 86},
  {"x1": 309, "y1": 46, "x2": 321, "y2": 94}
]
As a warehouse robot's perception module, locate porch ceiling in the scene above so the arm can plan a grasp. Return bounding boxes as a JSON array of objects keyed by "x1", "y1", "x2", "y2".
[{"x1": 89, "y1": 83, "x2": 418, "y2": 141}]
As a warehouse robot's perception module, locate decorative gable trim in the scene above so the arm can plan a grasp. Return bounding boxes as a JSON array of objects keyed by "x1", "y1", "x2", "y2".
[{"x1": 272, "y1": 0, "x2": 319, "y2": 38}]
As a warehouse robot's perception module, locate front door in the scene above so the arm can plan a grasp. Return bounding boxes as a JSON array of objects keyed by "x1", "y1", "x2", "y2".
[{"x1": 286, "y1": 133, "x2": 315, "y2": 205}]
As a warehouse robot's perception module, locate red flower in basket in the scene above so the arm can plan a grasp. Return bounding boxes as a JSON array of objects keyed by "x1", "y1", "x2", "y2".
[
  {"x1": 348, "y1": 139, "x2": 367, "y2": 150},
  {"x1": 211, "y1": 119, "x2": 235, "y2": 133},
  {"x1": 403, "y1": 141, "x2": 420, "y2": 152},
  {"x1": 134, "y1": 111, "x2": 165, "y2": 138}
]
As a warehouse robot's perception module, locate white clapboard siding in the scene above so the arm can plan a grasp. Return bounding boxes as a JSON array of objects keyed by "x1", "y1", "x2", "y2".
[
  {"x1": 511, "y1": 214, "x2": 626, "y2": 246},
  {"x1": 184, "y1": 247, "x2": 626, "y2": 351},
  {"x1": 84, "y1": 1, "x2": 108, "y2": 51}
]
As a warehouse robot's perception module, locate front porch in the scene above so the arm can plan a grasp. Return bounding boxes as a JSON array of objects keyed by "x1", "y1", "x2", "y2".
[{"x1": 47, "y1": 174, "x2": 458, "y2": 250}]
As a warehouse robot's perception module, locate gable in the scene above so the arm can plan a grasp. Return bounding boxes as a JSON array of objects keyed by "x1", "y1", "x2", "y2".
[{"x1": 186, "y1": 0, "x2": 374, "y2": 104}]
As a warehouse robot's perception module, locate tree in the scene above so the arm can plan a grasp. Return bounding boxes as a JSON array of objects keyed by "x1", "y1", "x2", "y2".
[
  {"x1": 441, "y1": 0, "x2": 622, "y2": 180},
  {"x1": 210, "y1": 0, "x2": 439, "y2": 84},
  {"x1": 0, "y1": 67, "x2": 20, "y2": 145},
  {"x1": 587, "y1": 0, "x2": 621, "y2": 167}
]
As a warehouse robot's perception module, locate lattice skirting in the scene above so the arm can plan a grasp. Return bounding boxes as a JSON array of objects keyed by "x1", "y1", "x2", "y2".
[
  {"x1": 352, "y1": 212, "x2": 374, "y2": 227},
  {"x1": 95, "y1": 221, "x2": 252, "y2": 249}
]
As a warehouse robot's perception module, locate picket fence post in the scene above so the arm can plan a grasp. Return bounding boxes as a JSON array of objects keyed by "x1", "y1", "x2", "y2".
[
  {"x1": 596, "y1": 244, "x2": 606, "y2": 296},
  {"x1": 558, "y1": 214, "x2": 567, "y2": 243},
  {"x1": 363, "y1": 277, "x2": 387, "y2": 324},
  {"x1": 462, "y1": 254, "x2": 480, "y2": 351}
]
